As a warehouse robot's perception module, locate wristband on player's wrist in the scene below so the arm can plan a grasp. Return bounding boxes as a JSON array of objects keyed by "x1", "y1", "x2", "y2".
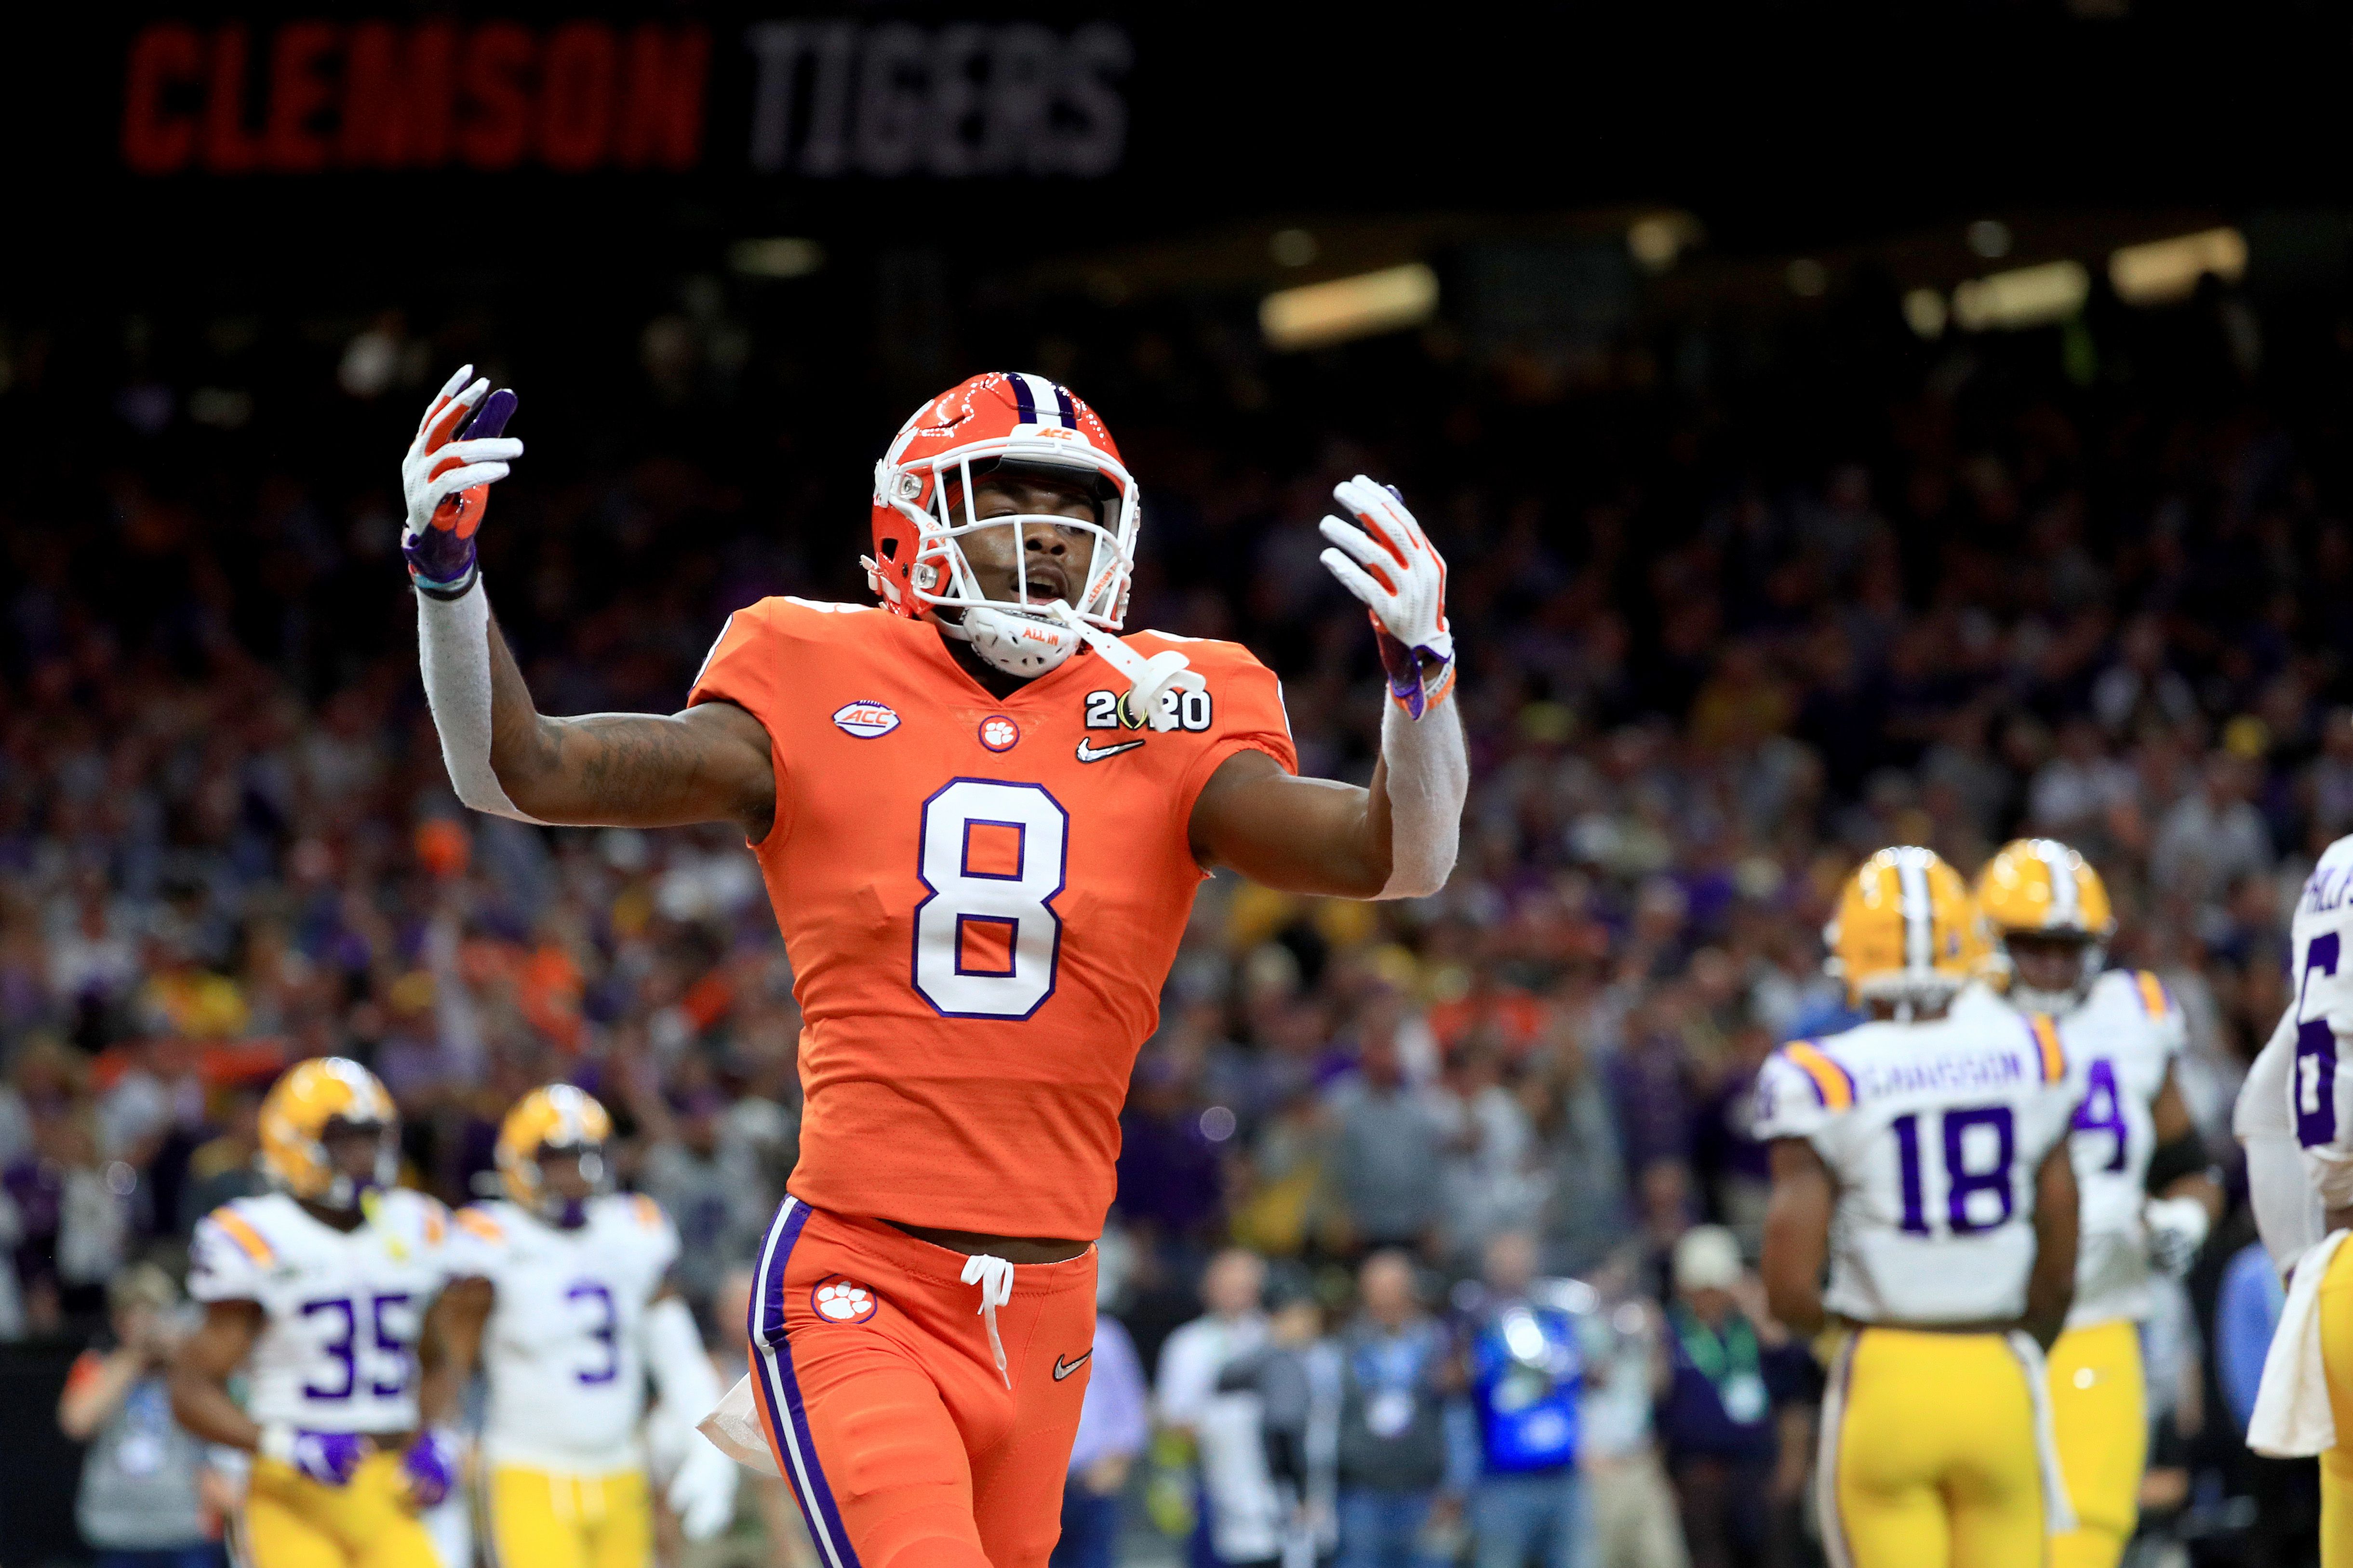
[
  {"x1": 1388, "y1": 658, "x2": 1457, "y2": 716},
  {"x1": 411, "y1": 562, "x2": 481, "y2": 601},
  {"x1": 257, "y1": 1422, "x2": 298, "y2": 1465}
]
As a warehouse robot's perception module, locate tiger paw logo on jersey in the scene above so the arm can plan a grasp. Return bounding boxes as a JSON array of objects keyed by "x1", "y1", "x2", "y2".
[
  {"x1": 977, "y1": 715, "x2": 1020, "y2": 752},
  {"x1": 813, "y1": 1277, "x2": 879, "y2": 1323}
]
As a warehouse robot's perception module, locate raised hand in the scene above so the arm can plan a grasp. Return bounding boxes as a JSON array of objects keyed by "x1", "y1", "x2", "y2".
[
  {"x1": 1317, "y1": 476, "x2": 1454, "y2": 718},
  {"x1": 401, "y1": 364, "x2": 522, "y2": 597}
]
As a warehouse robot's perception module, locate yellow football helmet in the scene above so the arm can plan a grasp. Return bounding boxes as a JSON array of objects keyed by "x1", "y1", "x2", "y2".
[
  {"x1": 496, "y1": 1084, "x2": 614, "y2": 1223},
  {"x1": 1975, "y1": 837, "x2": 2115, "y2": 1010},
  {"x1": 1823, "y1": 846, "x2": 1988, "y2": 1014},
  {"x1": 256, "y1": 1058, "x2": 398, "y2": 1210}
]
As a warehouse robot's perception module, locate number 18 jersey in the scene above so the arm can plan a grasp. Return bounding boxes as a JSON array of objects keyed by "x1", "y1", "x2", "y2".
[
  {"x1": 1753, "y1": 1009, "x2": 2081, "y2": 1325},
  {"x1": 689, "y1": 596, "x2": 1296, "y2": 1240}
]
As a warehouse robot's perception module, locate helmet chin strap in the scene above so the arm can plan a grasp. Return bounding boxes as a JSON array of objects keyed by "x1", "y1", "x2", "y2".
[
  {"x1": 1041, "y1": 601, "x2": 1203, "y2": 731},
  {"x1": 935, "y1": 601, "x2": 1203, "y2": 732}
]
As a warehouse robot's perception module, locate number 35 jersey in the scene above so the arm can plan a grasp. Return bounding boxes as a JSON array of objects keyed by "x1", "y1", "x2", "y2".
[
  {"x1": 444, "y1": 1194, "x2": 681, "y2": 1471},
  {"x1": 187, "y1": 1189, "x2": 453, "y2": 1435},
  {"x1": 689, "y1": 596, "x2": 1297, "y2": 1240},
  {"x1": 1753, "y1": 1010, "x2": 2080, "y2": 1325}
]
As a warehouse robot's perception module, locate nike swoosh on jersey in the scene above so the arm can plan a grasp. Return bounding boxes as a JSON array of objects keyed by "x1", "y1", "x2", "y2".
[
  {"x1": 1053, "y1": 1350, "x2": 1092, "y2": 1380},
  {"x1": 1074, "y1": 739, "x2": 1145, "y2": 763}
]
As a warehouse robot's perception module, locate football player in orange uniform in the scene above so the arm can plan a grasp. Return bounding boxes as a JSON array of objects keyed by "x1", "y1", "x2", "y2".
[{"x1": 402, "y1": 369, "x2": 1468, "y2": 1568}]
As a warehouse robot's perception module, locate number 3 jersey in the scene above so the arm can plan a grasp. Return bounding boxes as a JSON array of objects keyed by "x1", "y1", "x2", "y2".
[
  {"x1": 187, "y1": 1189, "x2": 453, "y2": 1436},
  {"x1": 443, "y1": 1194, "x2": 681, "y2": 1472},
  {"x1": 1753, "y1": 1010, "x2": 2080, "y2": 1325},
  {"x1": 689, "y1": 596, "x2": 1297, "y2": 1240}
]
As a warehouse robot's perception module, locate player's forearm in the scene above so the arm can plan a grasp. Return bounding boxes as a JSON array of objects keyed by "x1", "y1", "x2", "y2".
[
  {"x1": 1759, "y1": 1237, "x2": 1827, "y2": 1335},
  {"x1": 415, "y1": 1281, "x2": 488, "y2": 1429},
  {"x1": 2023, "y1": 1144, "x2": 2078, "y2": 1348},
  {"x1": 1761, "y1": 1141, "x2": 1832, "y2": 1334},
  {"x1": 168, "y1": 1367, "x2": 264, "y2": 1451},
  {"x1": 1367, "y1": 672, "x2": 1466, "y2": 899}
]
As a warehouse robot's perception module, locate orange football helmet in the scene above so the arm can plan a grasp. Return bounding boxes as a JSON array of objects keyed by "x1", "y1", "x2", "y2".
[{"x1": 865, "y1": 372, "x2": 1140, "y2": 678}]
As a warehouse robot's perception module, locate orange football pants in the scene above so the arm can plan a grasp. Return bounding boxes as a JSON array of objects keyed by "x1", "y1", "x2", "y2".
[{"x1": 748, "y1": 1196, "x2": 1097, "y2": 1568}]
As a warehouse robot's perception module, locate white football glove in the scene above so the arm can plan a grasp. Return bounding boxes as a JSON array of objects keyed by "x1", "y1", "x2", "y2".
[
  {"x1": 1318, "y1": 476, "x2": 1454, "y2": 717},
  {"x1": 667, "y1": 1433, "x2": 741, "y2": 1541},
  {"x1": 400, "y1": 364, "x2": 523, "y2": 594},
  {"x1": 2144, "y1": 1193, "x2": 2211, "y2": 1278}
]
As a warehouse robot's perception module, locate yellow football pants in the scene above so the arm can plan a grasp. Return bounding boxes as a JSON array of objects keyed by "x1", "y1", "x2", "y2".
[
  {"x1": 2319, "y1": 1239, "x2": 2353, "y2": 1568},
  {"x1": 2047, "y1": 1318, "x2": 2147, "y2": 1568},
  {"x1": 482, "y1": 1464, "x2": 653, "y2": 1568},
  {"x1": 239, "y1": 1452, "x2": 442, "y2": 1568},
  {"x1": 1822, "y1": 1327, "x2": 2048, "y2": 1568}
]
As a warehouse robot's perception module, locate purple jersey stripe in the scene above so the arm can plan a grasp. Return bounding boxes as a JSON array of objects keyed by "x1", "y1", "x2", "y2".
[{"x1": 752, "y1": 1198, "x2": 861, "y2": 1568}]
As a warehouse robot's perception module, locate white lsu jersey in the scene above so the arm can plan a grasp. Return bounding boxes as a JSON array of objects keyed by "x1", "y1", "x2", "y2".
[
  {"x1": 187, "y1": 1188, "x2": 454, "y2": 1435},
  {"x1": 446, "y1": 1192, "x2": 681, "y2": 1471},
  {"x1": 2056, "y1": 971, "x2": 2186, "y2": 1327},
  {"x1": 1754, "y1": 1008, "x2": 2080, "y2": 1325},
  {"x1": 2287, "y1": 833, "x2": 2353, "y2": 1211}
]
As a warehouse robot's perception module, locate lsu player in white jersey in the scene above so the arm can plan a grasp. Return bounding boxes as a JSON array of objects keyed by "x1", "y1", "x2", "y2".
[
  {"x1": 170, "y1": 1058, "x2": 461, "y2": 1568},
  {"x1": 2241, "y1": 830, "x2": 2353, "y2": 1563},
  {"x1": 1757, "y1": 847, "x2": 2082, "y2": 1568},
  {"x1": 1969, "y1": 839, "x2": 2219, "y2": 1568},
  {"x1": 432, "y1": 1085, "x2": 737, "y2": 1568}
]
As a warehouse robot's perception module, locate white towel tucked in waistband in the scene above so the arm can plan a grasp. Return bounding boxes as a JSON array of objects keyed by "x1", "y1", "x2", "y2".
[{"x1": 2250, "y1": 1229, "x2": 2351, "y2": 1457}]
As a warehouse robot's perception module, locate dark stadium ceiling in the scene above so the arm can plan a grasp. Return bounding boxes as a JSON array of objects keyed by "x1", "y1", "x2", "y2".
[{"x1": 2, "y1": 0, "x2": 2349, "y2": 307}]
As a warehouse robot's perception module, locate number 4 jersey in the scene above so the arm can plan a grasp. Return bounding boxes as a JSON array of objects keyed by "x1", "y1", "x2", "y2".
[
  {"x1": 187, "y1": 1189, "x2": 453, "y2": 1436},
  {"x1": 444, "y1": 1194, "x2": 681, "y2": 1472},
  {"x1": 1753, "y1": 1010, "x2": 2081, "y2": 1325},
  {"x1": 689, "y1": 596, "x2": 1297, "y2": 1239}
]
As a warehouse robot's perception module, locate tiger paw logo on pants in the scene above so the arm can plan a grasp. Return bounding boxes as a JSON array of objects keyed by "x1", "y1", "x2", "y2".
[{"x1": 811, "y1": 1276, "x2": 879, "y2": 1324}]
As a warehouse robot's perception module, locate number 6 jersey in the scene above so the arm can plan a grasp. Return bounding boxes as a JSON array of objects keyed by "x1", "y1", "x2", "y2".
[
  {"x1": 689, "y1": 596, "x2": 1297, "y2": 1240},
  {"x1": 1753, "y1": 1009, "x2": 2082, "y2": 1325},
  {"x1": 2287, "y1": 832, "x2": 2353, "y2": 1210}
]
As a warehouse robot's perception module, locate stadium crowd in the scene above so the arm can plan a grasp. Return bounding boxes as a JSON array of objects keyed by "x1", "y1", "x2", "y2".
[{"x1": 0, "y1": 263, "x2": 2334, "y2": 1566}]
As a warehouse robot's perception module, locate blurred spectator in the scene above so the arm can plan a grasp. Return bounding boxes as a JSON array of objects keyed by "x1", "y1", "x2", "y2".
[
  {"x1": 2151, "y1": 753, "x2": 2273, "y2": 912},
  {"x1": 58, "y1": 1263, "x2": 227, "y2": 1568},
  {"x1": 1326, "y1": 1038, "x2": 1447, "y2": 1254},
  {"x1": 1335, "y1": 1251, "x2": 1458, "y2": 1568},
  {"x1": 1531, "y1": 1032, "x2": 1631, "y2": 1278},
  {"x1": 1459, "y1": 1231, "x2": 1589, "y2": 1568},
  {"x1": 1055, "y1": 1309, "x2": 1152, "y2": 1568},
  {"x1": 1217, "y1": 1277, "x2": 1341, "y2": 1568},
  {"x1": 1655, "y1": 1229, "x2": 1809, "y2": 1568},
  {"x1": 1159, "y1": 1249, "x2": 1283, "y2": 1568},
  {"x1": 10, "y1": 1087, "x2": 132, "y2": 1332},
  {"x1": 1572, "y1": 1271, "x2": 1685, "y2": 1568}
]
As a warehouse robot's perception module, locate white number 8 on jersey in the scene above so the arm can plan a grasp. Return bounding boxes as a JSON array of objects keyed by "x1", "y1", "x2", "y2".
[{"x1": 912, "y1": 780, "x2": 1068, "y2": 1019}]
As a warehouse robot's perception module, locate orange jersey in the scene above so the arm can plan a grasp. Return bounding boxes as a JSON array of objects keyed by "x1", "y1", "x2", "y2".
[{"x1": 689, "y1": 597, "x2": 1297, "y2": 1239}]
